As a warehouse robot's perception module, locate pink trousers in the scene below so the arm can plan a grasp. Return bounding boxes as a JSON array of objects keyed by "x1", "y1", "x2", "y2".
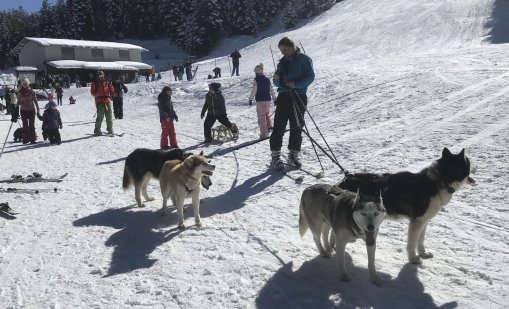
[
  {"x1": 256, "y1": 101, "x2": 272, "y2": 138},
  {"x1": 160, "y1": 119, "x2": 178, "y2": 149}
]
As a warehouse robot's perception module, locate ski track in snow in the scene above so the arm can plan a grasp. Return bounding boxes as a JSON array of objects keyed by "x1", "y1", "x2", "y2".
[{"x1": 1, "y1": 0, "x2": 509, "y2": 308}]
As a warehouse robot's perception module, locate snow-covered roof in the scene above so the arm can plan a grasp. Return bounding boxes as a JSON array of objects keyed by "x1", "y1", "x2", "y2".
[
  {"x1": 114, "y1": 61, "x2": 153, "y2": 70},
  {"x1": 13, "y1": 37, "x2": 148, "y2": 54},
  {"x1": 14, "y1": 66, "x2": 38, "y2": 72},
  {"x1": 46, "y1": 60, "x2": 140, "y2": 71}
]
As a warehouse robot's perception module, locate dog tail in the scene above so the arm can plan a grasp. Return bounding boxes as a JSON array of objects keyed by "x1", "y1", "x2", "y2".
[
  {"x1": 122, "y1": 164, "x2": 131, "y2": 190},
  {"x1": 298, "y1": 199, "x2": 309, "y2": 237}
]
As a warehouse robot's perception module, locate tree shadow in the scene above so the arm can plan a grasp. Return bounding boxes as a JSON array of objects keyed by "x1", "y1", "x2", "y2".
[
  {"x1": 73, "y1": 206, "x2": 184, "y2": 277},
  {"x1": 199, "y1": 169, "x2": 284, "y2": 218},
  {"x1": 255, "y1": 255, "x2": 458, "y2": 309},
  {"x1": 484, "y1": 0, "x2": 509, "y2": 44}
]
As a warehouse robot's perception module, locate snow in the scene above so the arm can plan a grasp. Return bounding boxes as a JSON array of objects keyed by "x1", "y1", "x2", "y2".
[
  {"x1": 20, "y1": 37, "x2": 148, "y2": 51},
  {"x1": 1, "y1": 0, "x2": 508, "y2": 308}
]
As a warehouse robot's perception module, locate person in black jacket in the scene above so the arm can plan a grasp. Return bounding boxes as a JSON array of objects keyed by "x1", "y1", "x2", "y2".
[
  {"x1": 157, "y1": 86, "x2": 179, "y2": 149},
  {"x1": 112, "y1": 77, "x2": 128, "y2": 119},
  {"x1": 229, "y1": 49, "x2": 241, "y2": 76},
  {"x1": 42, "y1": 101, "x2": 63, "y2": 145}
]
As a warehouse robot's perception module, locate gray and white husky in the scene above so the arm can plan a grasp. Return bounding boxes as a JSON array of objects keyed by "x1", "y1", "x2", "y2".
[
  {"x1": 337, "y1": 147, "x2": 475, "y2": 264},
  {"x1": 299, "y1": 184, "x2": 387, "y2": 285}
]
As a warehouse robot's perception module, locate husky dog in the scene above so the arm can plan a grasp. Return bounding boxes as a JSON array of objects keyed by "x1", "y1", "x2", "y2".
[
  {"x1": 159, "y1": 153, "x2": 215, "y2": 229},
  {"x1": 337, "y1": 147, "x2": 475, "y2": 264},
  {"x1": 299, "y1": 184, "x2": 386, "y2": 284},
  {"x1": 122, "y1": 148, "x2": 212, "y2": 208}
]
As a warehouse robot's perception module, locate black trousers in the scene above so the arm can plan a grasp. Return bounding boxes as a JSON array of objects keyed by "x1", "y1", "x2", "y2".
[
  {"x1": 270, "y1": 92, "x2": 307, "y2": 152},
  {"x1": 231, "y1": 64, "x2": 239, "y2": 76},
  {"x1": 46, "y1": 129, "x2": 61, "y2": 144},
  {"x1": 57, "y1": 95, "x2": 63, "y2": 106},
  {"x1": 113, "y1": 97, "x2": 123, "y2": 119},
  {"x1": 204, "y1": 114, "x2": 233, "y2": 140}
]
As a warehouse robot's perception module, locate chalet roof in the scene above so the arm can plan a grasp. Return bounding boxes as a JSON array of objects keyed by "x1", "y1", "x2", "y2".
[
  {"x1": 46, "y1": 60, "x2": 144, "y2": 71},
  {"x1": 13, "y1": 37, "x2": 148, "y2": 54}
]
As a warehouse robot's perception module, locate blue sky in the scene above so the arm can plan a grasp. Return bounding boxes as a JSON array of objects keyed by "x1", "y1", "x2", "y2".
[{"x1": 0, "y1": 0, "x2": 56, "y2": 13}]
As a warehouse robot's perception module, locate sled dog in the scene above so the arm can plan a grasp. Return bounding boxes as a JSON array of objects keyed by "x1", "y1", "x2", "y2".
[
  {"x1": 337, "y1": 147, "x2": 475, "y2": 264},
  {"x1": 122, "y1": 148, "x2": 212, "y2": 208},
  {"x1": 299, "y1": 184, "x2": 386, "y2": 284},
  {"x1": 159, "y1": 153, "x2": 215, "y2": 229}
]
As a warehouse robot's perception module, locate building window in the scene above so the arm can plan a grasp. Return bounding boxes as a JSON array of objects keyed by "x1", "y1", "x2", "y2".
[
  {"x1": 61, "y1": 47, "x2": 75, "y2": 60},
  {"x1": 119, "y1": 50, "x2": 130, "y2": 61},
  {"x1": 92, "y1": 49, "x2": 104, "y2": 61}
]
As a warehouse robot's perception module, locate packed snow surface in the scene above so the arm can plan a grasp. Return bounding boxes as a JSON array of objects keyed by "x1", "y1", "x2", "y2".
[{"x1": 1, "y1": 0, "x2": 508, "y2": 308}]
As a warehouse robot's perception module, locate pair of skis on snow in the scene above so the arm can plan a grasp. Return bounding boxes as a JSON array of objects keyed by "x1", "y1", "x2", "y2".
[
  {"x1": 0, "y1": 172, "x2": 66, "y2": 194},
  {"x1": 269, "y1": 163, "x2": 324, "y2": 184}
]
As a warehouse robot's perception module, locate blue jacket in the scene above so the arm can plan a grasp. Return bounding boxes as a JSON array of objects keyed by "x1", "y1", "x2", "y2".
[{"x1": 273, "y1": 52, "x2": 315, "y2": 94}]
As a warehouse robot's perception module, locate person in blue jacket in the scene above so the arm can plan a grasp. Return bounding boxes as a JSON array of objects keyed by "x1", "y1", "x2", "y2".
[{"x1": 270, "y1": 37, "x2": 315, "y2": 171}]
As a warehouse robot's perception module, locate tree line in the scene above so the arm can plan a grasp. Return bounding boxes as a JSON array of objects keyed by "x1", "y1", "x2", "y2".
[{"x1": 0, "y1": 0, "x2": 338, "y2": 68}]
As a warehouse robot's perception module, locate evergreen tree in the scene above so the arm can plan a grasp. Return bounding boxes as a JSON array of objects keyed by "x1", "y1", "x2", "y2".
[
  {"x1": 66, "y1": 0, "x2": 95, "y2": 39},
  {"x1": 300, "y1": 0, "x2": 336, "y2": 18},
  {"x1": 104, "y1": 0, "x2": 130, "y2": 39},
  {"x1": 222, "y1": 0, "x2": 258, "y2": 35},
  {"x1": 282, "y1": 5, "x2": 298, "y2": 29},
  {"x1": 180, "y1": 0, "x2": 222, "y2": 55},
  {"x1": 254, "y1": 0, "x2": 284, "y2": 30},
  {"x1": 39, "y1": 0, "x2": 59, "y2": 38},
  {"x1": 54, "y1": 0, "x2": 69, "y2": 38}
]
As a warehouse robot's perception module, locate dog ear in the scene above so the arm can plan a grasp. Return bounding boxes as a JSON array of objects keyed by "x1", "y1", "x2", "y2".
[
  {"x1": 442, "y1": 147, "x2": 452, "y2": 158},
  {"x1": 199, "y1": 150, "x2": 204, "y2": 156},
  {"x1": 185, "y1": 156, "x2": 194, "y2": 168},
  {"x1": 458, "y1": 148, "x2": 465, "y2": 159},
  {"x1": 353, "y1": 188, "x2": 362, "y2": 208}
]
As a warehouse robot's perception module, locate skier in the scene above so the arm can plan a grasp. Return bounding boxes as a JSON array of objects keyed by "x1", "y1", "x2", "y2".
[
  {"x1": 157, "y1": 86, "x2": 179, "y2": 149},
  {"x1": 69, "y1": 96, "x2": 76, "y2": 104},
  {"x1": 14, "y1": 76, "x2": 41, "y2": 144},
  {"x1": 185, "y1": 61, "x2": 193, "y2": 81},
  {"x1": 90, "y1": 70, "x2": 116, "y2": 135},
  {"x1": 42, "y1": 100, "x2": 63, "y2": 145},
  {"x1": 270, "y1": 37, "x2": 315, "y2": 170},
  {"x1": 172, "y1": 66, "x2": 179, "y2": 81},
  {"x1": 178, "y1": 65, "x2": 185, "y2": 81},
  {"x1": 248, "y1": 63, "x2": 277, "y2": 139},
  {"x1": 111, "y1": 77, "x2": 128, "y2": 119},
  {"x1": 201, "y1": 83, "x2": 238, "y2": 143},
  {"x1": 229, "y1": 49, "x2": 241, "y2": 76}
]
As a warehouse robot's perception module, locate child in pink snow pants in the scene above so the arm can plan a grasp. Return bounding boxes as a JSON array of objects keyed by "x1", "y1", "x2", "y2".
[
  {"x1": 248, "y1": 63, "x2": 277, "y2": 139},
  {"x1": 157, "y1": 86, "x2": 179, "y2": 149}
]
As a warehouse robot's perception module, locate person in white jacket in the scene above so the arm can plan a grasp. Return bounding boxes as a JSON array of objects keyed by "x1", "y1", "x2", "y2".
[{"x1": 248, "y1": 63, "x2": 277, "y2": 139}]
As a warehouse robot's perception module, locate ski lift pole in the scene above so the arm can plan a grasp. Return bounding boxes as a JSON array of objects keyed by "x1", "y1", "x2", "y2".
[{"x1": 0, "y1": 122, "x2": 14, "y2": 160}]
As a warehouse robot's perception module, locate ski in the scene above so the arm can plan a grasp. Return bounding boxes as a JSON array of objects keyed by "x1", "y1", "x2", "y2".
[
  {"x1": 0, "y1": 172, "x2": 68, "y2": 183},
  {"x1": 267, "y1": 165, "x2": 305, "y2": 184},
  {"x1": 0, "y1": 187, "x2": 59, "y2": 194},
  {"x1": 283, "y1": 163, "x2": 324, "y2": 180}
]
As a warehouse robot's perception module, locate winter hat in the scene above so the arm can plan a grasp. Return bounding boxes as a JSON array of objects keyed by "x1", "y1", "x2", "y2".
[
  {"x1": 20, "y1": 76, "x2": 30, "y2": 87},
  {"x1": 209, "y1": 82, "x2": 221, "y2": 92},
  {"x1": 45, "y1": 100, "x2": 57, "y2": 109},
  {"x1": 278, "y1": 37, "x2": 295, "y2": 48},
  {"x1": 254, "y1": 63, "x2": 264, "y2": 74},
  {"x1": 97, "y1": 70, "x2": 104, "y2": 76}
]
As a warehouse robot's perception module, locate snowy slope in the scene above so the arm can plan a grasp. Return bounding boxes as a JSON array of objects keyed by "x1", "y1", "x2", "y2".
[{"x1": 1, "y1": 0, "x2": 508, "y2": 308}]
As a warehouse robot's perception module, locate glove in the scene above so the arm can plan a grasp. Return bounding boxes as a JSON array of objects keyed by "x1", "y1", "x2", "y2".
[
  {"x1": 249, "y1": 100, "x2": 252, "y2": 106},
  {"x1": 273, "y1": 99, "x2": 278, "y2": 106},
  {"x1": 174, "y1": 115, "x2": 178, "y2": 122},
  {"x1": 60, "y1": 125, "x2": 63, "y2": 129},
  {"x1": 201, "y1": 113, "x2": 205, "y2": 119}
]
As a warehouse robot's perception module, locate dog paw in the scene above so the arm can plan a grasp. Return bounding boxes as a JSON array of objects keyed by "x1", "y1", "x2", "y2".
[
  {"x1": 408, "y1": 256, "x2": 422, "y2": 264},
  {"x1": 338, "y1": 273, "x2": 352, "y2": 282},
  {"x1": 419, "y1": 252, "x2": 433, "y2": 259},
  {"x1": 195, "y1": 221, "x2": 202, "y2": 227},
  {"x1": 178, "y1": 224, "x2": 186, "y2": 230},
  {"x1": 138, "y1": 204, "x2": 146, "y2": 208}
]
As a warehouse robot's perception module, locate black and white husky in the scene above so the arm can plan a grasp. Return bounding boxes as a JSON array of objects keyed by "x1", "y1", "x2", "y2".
[
  {"x1": 122, "y1": 148, "x2": 212, "y2": 208},
  {"x1": 299, "y1": 184, "x2": 387, "y2": 284},
  {"x1": 337, "y1": 147, "x2": 475, "y2": 264}
]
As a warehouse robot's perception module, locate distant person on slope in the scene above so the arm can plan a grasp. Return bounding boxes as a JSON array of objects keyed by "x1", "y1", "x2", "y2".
[
  {"x1": 14, "y1": 76, "x2": 41, "y2": 144},
  {"x1": 229, "y1": 49, "x2": 241, "y2": 76},
  {"x1": 91, "y1": 70, "x2": 116, "y2": 135},
  {"x1": 248, "y1": 63, "x2": 277, "y2": 139},
  {"x1": 270, "y1": 37, "x2": 315, "y2": 171}
]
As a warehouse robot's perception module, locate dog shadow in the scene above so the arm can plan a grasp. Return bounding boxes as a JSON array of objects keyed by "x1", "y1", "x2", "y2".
[
  {"x1": 199, "y1": 169, "x2": 284, "y2": 217},
  {"x1": 255, "y1": 255, "x2": 458, "y2": 309},
  {"x1": 73, "y1": 206, "x2": 184, "y2": 277}
]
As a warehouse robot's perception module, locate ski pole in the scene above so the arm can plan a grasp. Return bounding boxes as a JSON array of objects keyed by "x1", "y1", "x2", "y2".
[
  {"x1": 0, "y1": 121, "x2": 14, "y2": 160},
  {"x1": 270, "y1": 46, "x2": 276, "y2": 70},
  {"x1": 299, "y1": 42, "x2": 307, "y2": 54}
]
